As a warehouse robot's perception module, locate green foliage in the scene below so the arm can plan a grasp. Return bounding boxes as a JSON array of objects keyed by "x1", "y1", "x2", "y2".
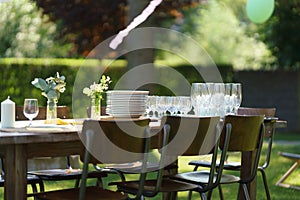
[
  {"x1": 174, "y1": 1, "x2": 275, "y2": 70},
  {"x1": 0, "y1": 0, "x2": 72, "y2": 58},
  {"x1": 259, "y1": 0, "x2": 300, "y2": 69},
  {"x1": 31, "y1": 72, "x2": 66, "y2": 100},
  {"x1": 0, "y1": 58, "x2": 233, "y2": 116}
]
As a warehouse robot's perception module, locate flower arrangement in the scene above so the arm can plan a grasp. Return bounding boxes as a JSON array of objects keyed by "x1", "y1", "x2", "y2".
[
  {"x1": 83, "y1": 75, "x2": 112, "y2": 100},
  {"x1": 83, "y1": 75, "x2": 111, "y2": 118},
  {"x1": 31, "y1": 72, "x2": 66, "y2": 100}
]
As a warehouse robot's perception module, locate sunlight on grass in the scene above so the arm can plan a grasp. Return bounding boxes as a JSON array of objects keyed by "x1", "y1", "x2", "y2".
[{"x1": 2, "y1": 132, "x2": 300, "y2": 199}]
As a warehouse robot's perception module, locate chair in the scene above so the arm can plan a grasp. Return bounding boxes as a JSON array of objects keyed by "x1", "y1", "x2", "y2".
[
  {"x1": 184, "y1": 115, "x2": 265, "y2": 199},
  {"x1": 25, "y1": 106, "x2": 106, "y2": 189},
  {"x1": 276, "y1": 151, "x2": 300, "y2": 190},
  {"x1": 111, "y1": 115, "x2": 225, "y2": 199},
  {"x1": 34, "y1": 118, "x2": 155, "y2": 200},
  {"x1": 189, "y1": 107, "x2": 276, "y2": 199},
  {"x1": 0, "y1": 158, "x2": 44, "y2": 199}
]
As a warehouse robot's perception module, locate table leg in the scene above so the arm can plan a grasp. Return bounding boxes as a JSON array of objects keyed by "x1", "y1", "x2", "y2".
[
  {"x1": 238, "y1": 150, "x2": 257, "y2": 200},
  {"x1": 4, "y1": 144, "x2": 27, "y2": 200}
]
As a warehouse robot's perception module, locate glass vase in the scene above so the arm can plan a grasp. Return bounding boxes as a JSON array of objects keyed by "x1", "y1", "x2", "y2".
[
  {"x1": 47, "y1": 98, "x2": 57, "y2": 121},
  {"x1": 91, "y1": 97, "x2": 101, "y2": 119}
]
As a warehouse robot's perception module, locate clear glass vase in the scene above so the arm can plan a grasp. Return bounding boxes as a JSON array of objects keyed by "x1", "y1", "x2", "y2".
[
  {"x1": 91, "y1": 97, "x2": 101, "y2": 119},
  {"x1": 47, "y1": 98, "x2": 57, "y2": 121}
]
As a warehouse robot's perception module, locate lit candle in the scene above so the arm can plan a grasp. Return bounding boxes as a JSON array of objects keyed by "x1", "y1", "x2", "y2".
[{"x1": 1, "y1": 96, "x2": 15, "y2": 128}]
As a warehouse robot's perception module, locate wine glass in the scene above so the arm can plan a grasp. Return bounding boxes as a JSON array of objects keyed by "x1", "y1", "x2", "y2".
[
  {"x1": 191, "y1": 83, "x2": 202, "y2": 115},
  {"x1": 179, "y1": 96, "x2": 192, "y2": 115},
  {"x1": 231, "y1": 83, "x2": 242, "y2": 114},
  {"x1": 225, "y1": 83, "x2": 234, "y2": 115},
  {"x1": 23, "y1": 98, "x2": 39, "y2": 126}
]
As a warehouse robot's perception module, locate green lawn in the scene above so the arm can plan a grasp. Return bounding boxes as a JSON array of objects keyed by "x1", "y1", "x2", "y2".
[{"x1": 1, "y1": 131, "x2": 300, "y2": 199}]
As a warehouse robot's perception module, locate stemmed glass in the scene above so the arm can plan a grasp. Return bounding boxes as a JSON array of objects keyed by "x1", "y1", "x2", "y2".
[
  {"x1": 179, "y1": 96, "x2": 192, "y2": 115},
  {"x1": 232, "y1": 83, "x2": 242, "y2": 114},
  {"x1": 191, "y1": 83, "x2": 202, "y2": 115},
  {"x1": 23, "y1": 98, "x2": 39, "y2": 126},
  {"x1": 225, "y1": 83, "x2": 234, "y2": 115}
]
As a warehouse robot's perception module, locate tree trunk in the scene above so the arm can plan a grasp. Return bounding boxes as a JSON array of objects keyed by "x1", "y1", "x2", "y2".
[{"x1": 124, "y1": 0, "x2": 156, "y2": 93}]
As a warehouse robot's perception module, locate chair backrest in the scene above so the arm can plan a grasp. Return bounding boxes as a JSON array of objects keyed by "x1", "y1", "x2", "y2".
[
  {"x1": 237, "y1": 107, "x2": 276, "y2": 168},
  {"x1": 80, "y1": 118, "x2": 151, "y2": 165},
  {"x1": 237, "y1": 107, "x2": 276, "y2": 117},
  {"x1": 219, "y1": 115, "x2": 265, "y2": 182},
  {"x1": 161, "y1": 115, "x2": 221, "y2": 157},
  {"x1": 80, "y1": 118, "x2": 158, "y2": 199},
  {"x1": 161, "y1": 115, "x2": 229, "y2": 192},
  {"x1": 16, "y1": 106, "x2": 70, "y2": 120},
  {"x1": 220, "y1": 115, "x2": 265, "y2": 151}
]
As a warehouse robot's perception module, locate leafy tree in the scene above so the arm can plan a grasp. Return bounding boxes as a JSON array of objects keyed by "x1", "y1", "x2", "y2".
[
  {"x1": 0, "y1": 0, "x2": 72, "y2": 58},
  {"x1": 259, "y1": 0, "x2": 300, "y2": 69},
  {"x1": 32, "y1": 0, "x2": 202, "y2": 56},
  {"x1": 161, "y1": 0, "x2": 275, "y2": 70}
]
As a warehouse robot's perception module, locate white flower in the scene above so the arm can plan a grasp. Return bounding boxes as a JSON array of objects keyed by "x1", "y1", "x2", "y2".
[{"x1": 83, "y1": 75, "x2": 112, "y2": 100}]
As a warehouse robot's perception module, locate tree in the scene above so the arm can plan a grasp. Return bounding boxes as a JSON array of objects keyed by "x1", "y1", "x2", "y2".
[
  {"x1": 0, "y1": 0, "x2": 72, "y2": 58},
  {"x1": 32, "y1": 0, "x2": 201, "y2": 56},
  {"x1": 259, "y1": 0, "x2": 300, "y2": 69},
  {"x1": 158, "y1": 0, "x2": 275, "y2": 70}
]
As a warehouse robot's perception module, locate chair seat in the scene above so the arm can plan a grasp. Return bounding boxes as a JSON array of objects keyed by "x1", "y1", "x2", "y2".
[
  {"x1": 28, "y1": 169, "x2": 107, "y2": 181},
  {"x1": 35, "y1": 186, "x2": 127, "y2": 200},
  {"x1": 111, "y1": 178, "x2": 199, "y2": 197},
  {"x1": 172, "y1": 170, "x2": 240, "y2": 185},
  {"x1": 189, "y1": 160, "x2": 241, "y2": 170},
  {"x1": 105, "y1": 162, "x2": 177, "y2": 174},
  {"x1": 0, "y1": 174, "x2": 43, "y2": 187}
]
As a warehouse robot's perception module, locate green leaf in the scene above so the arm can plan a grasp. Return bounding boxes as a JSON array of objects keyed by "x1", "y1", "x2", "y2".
[{"x1": 46, "y1": 90, "x2": 58, "y2": 99}]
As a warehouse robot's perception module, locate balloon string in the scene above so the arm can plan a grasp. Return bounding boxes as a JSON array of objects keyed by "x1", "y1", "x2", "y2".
[{"x1": 109, "y1": 0, "x2": 163, "y2": 50}]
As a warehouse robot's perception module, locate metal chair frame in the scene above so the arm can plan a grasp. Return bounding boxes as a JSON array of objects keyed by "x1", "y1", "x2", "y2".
[{"x1": 189, "y1": 107, "x2": 276, "y2": 200}]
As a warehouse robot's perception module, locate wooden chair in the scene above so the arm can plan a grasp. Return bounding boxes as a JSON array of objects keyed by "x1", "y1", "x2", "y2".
[
  {"x1": 24, "y1": 106, "x2": 106, "y2": 192},
  {"x1": 187, "y1": 115, "x2": 265, "y2": 199},
  {"x1": 276, "y1": 152, "x2": 300, "y2": 190},
  {"x1": 189, "y1": 107, "x2": 276, "y2": 200},
  {"x1": 111, "y1": 115, "x2": 225, "y2": 199},
  {"x1": 35, "y1": 118, "x2": 155, "y2": 200}
]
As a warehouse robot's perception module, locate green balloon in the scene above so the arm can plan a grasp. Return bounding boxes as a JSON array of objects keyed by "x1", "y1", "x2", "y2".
[{"x1": 246, "y1": 0, "x2": 275, "y2": 23}]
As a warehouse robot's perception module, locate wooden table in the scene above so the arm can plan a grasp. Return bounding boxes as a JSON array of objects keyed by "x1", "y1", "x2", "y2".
[
  {"x1": 0, "y1": 120, "x2": 82, "y2": 200},
  {"x1": 0, "y1": 118, "x2": 161, "y2": 200},
  {"x1": 0, "y1": 118, "x2": 287, "y2": 200}
]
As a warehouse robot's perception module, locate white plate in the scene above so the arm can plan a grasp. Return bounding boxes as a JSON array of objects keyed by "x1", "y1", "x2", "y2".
[{"x1": 107, "y1": 90, "x2": 149, "y2": 95}]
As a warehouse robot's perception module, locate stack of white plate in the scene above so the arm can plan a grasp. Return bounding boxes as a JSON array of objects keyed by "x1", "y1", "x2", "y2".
[{"x1": 106, "y1": 90, "x2": 149, "y2": 118}]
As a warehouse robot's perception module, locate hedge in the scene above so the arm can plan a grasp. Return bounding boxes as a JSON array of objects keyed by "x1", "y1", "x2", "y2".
[{"x1": 0, "y1": 58, "x2": 233, "y2": 117}]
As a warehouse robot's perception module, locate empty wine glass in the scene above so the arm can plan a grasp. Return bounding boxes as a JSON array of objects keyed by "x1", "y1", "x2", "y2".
[
  {"x1": 232, "y1": 83, "x2": 242, "y2": 114},
  {"x1": 23, "y1": 98, "x2": 39, "y2": 126},
  {"x1": 225, "y1": 83, "x2": 234, "y2": 115},
  {"x1": 179, "y1": 96, "x2": 192, "y2": 115}
]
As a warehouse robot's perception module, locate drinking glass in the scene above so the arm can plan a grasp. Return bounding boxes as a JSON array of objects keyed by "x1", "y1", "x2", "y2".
[
  {"x1": 232, "y1": 83, "x2": 242, "y2": 114},
  {"x1": 211, "y1": 83, "x2": 225, "y2": 117},
  {"x1": 148, "y1": 96, "x2": 157, "y2": 117},
  {"x1": 191, "y1": 83, "x2": 201, "y2": 115},
  {"x1": 179, "y1": 96, "x2": 192, "y2": 115},
  {"x1": 167, "y1": 96, "x2": 180, "y2": 115},
  {"x1": 23, "y1": 98, "x2": 39, "y2": 126},
  {"x1": 224, "y1": 83, "x2": 234, "y2": 115},
  {"x1": 145, "y1": 96, "x2": 151, "y2": 117}
]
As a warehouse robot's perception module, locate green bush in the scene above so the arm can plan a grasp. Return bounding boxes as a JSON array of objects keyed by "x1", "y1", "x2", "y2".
[{"x1": 0, "y1": 58, "x2": 233, "y2": 117}]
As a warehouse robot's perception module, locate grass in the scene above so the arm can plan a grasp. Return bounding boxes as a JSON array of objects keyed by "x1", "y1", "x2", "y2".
[{"x1": 1, "y1": 131, "x2": 300, "y2": 199}]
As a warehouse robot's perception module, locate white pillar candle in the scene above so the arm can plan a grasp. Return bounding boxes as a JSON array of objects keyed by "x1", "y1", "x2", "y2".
[{"x1": 1, "y1": 96, "x2": 15, "y2": 128}]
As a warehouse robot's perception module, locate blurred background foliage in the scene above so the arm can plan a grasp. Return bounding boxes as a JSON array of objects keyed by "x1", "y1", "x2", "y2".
[
  {"x1": 1, "y1": 0, "x2": 300, "y2": 70},
  {"x1": 1, "y1": 0, "x2": 300, "y2": 110},
  {"x1": 0, "y1": 0, "x2": 73, "y2": 58}
]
